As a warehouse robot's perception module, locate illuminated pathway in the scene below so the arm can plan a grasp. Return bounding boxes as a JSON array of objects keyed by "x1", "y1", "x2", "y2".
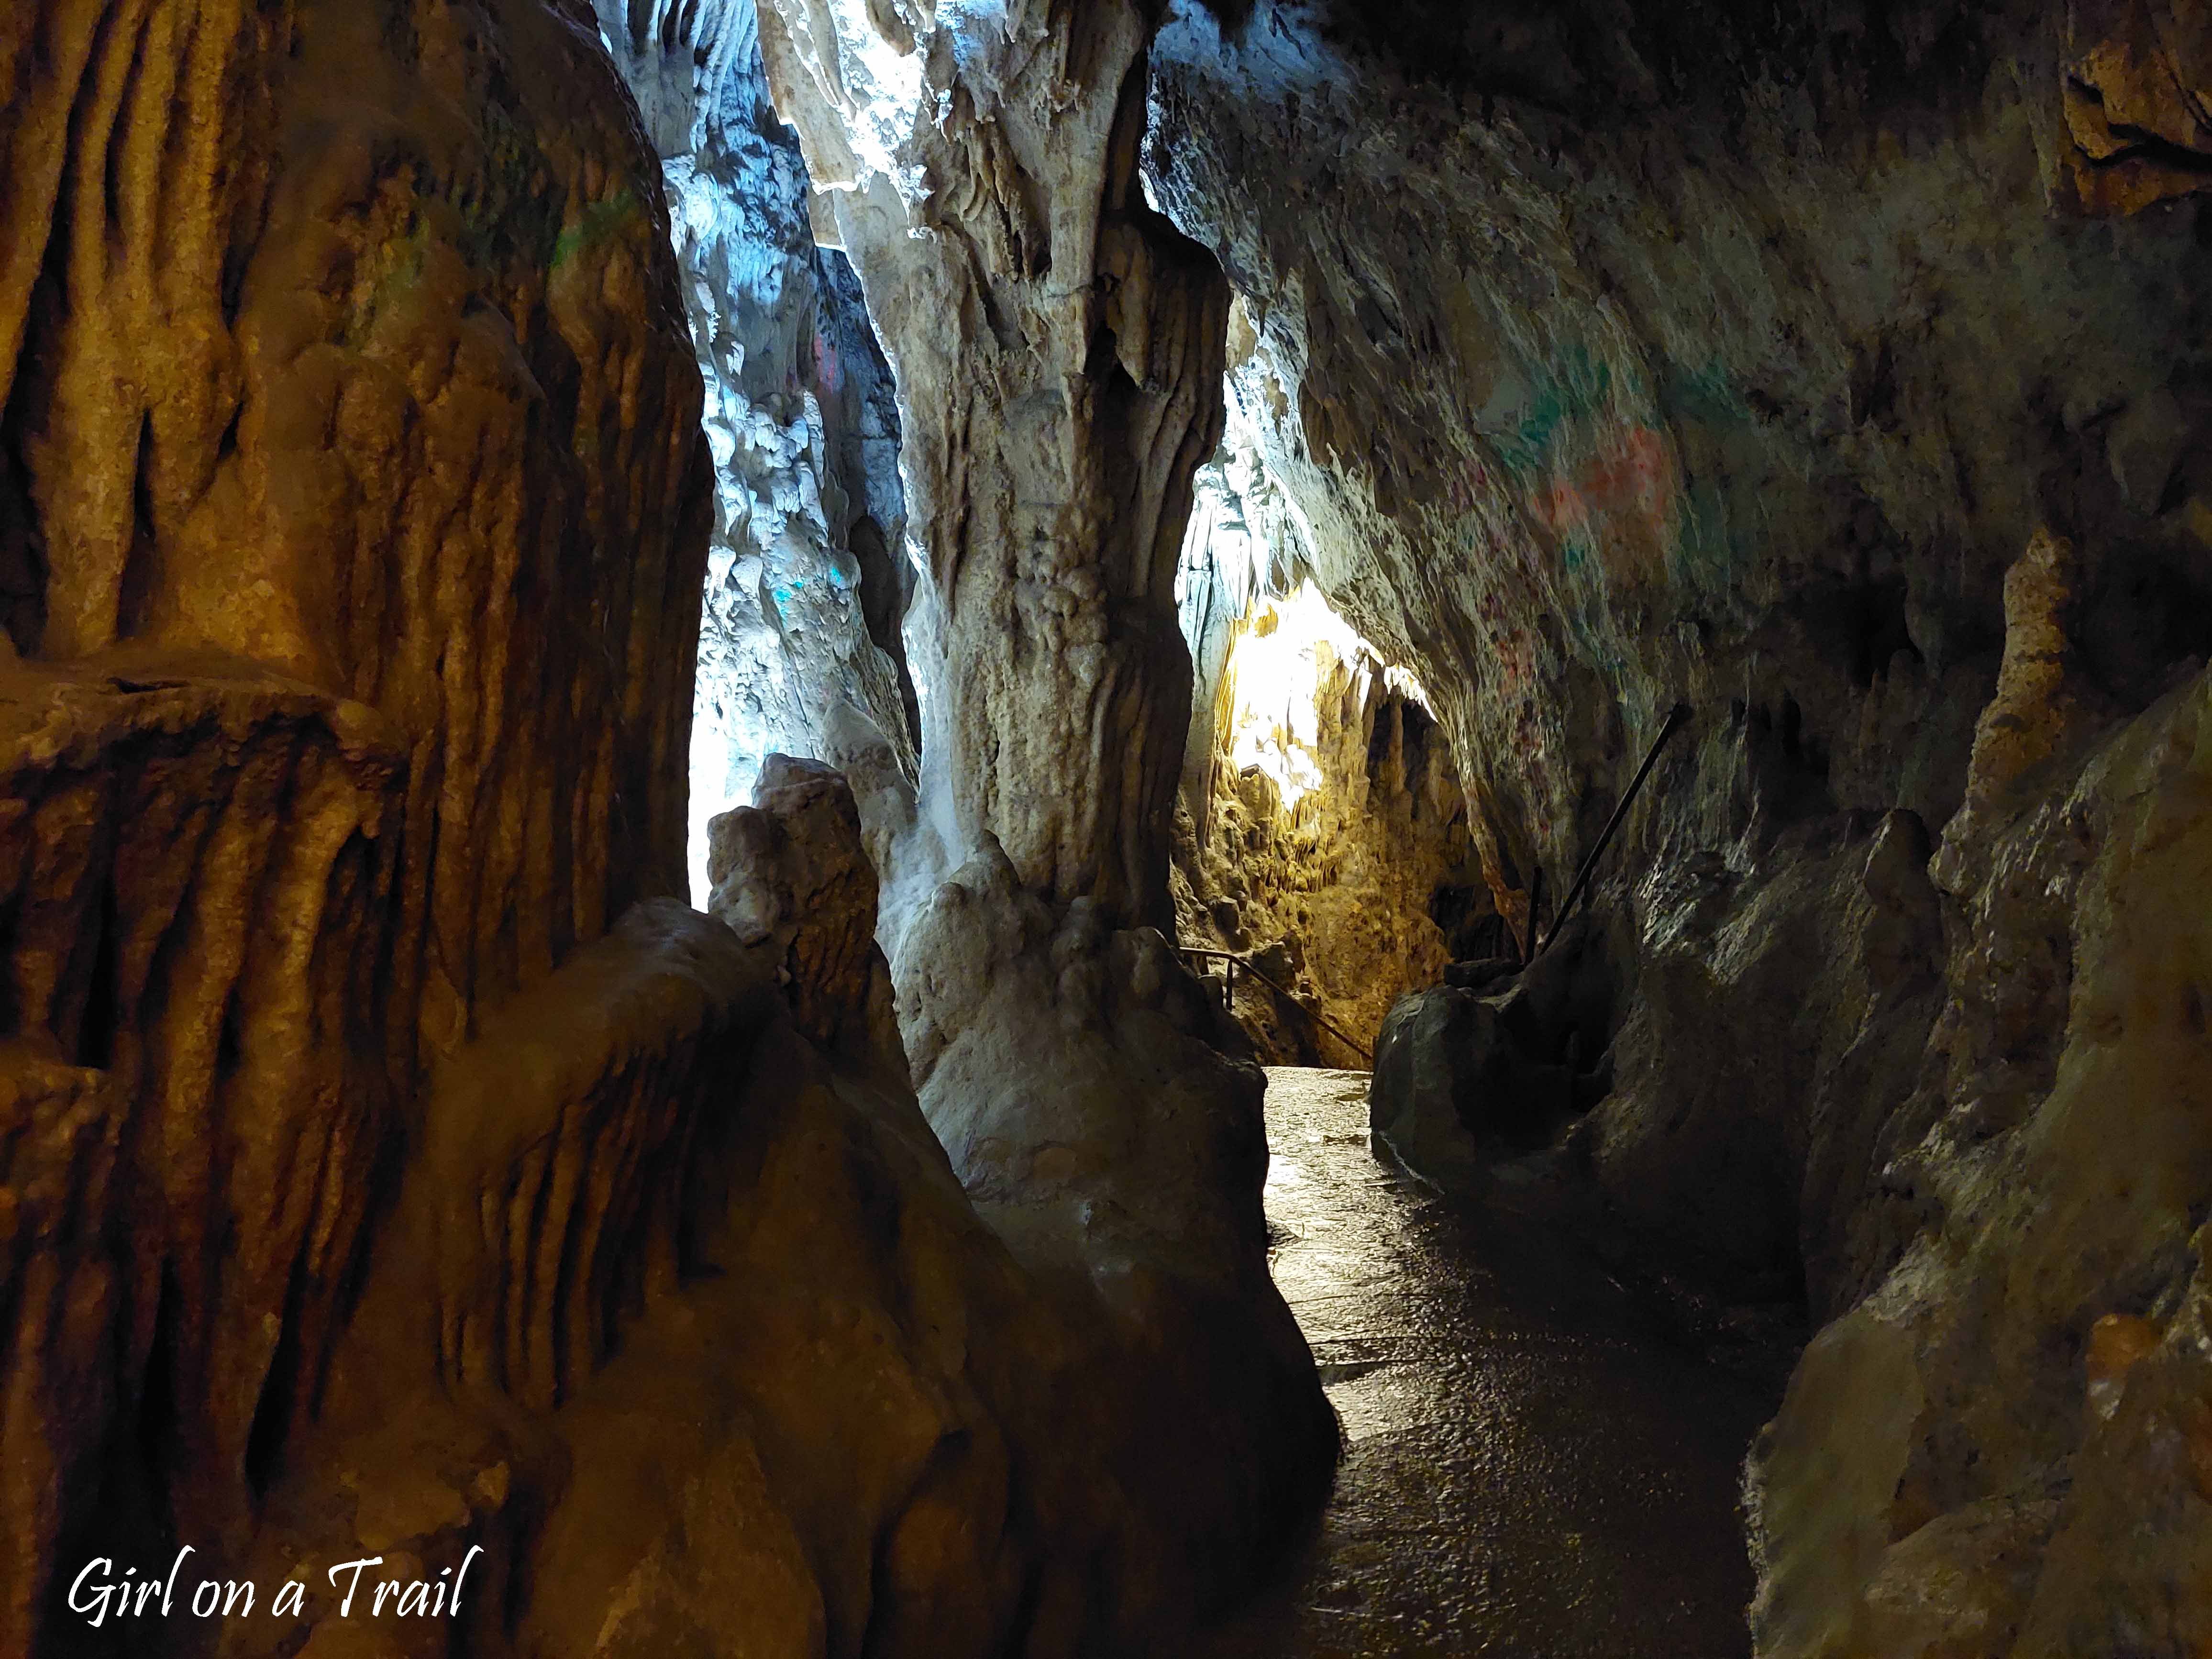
[{"x1": 1193, "y1": 1069, "x2": 1788, "y2": 1658}]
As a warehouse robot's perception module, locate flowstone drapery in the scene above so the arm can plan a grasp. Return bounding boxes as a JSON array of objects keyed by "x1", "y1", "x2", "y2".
[
  {"x1": 592, "y1": 0, "x2": 919, "y2": 903},
  {"x1": 0, "y1": 3, "x2": 1330, "y2": 1653}
]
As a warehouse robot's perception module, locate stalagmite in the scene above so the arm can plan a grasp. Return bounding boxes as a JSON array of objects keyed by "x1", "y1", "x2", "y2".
[{"x1": 0, "y1": 2, "x2": 1331, "y2": 1654}]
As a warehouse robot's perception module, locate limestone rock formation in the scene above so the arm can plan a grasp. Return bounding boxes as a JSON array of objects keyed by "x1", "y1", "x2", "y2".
[
  {"x1": 754, "y1": 0, "x2": 1338, "y2": 1610},
  {"x1": 2060, "y1": 0, "x2": 2212, "y2": 214},
  {"x1": 1592, "y1": 807, "x2": 1948, "y2": 1313},
  {"x1": 1168, "y1": 441, "x2": 1487, "y2": 1063},
  {"x1": 708, "y1": 751, "x2": 902, "y2": 1065},
  {"x1": 1369, "y1": 914, "x2": 1612, "y2": 1187},
  {"x1": 0, "y1": 3, "x2": 1332, "y2": 1655},
  {"x1": 25, "y1": 0, "x2": 2212, "y2": 1647},
  {"x1": 1148, "y1": 0, "x2": 2212, "y2": 936},
  {"x1": 0, "y1": 654, "x2": 410, "y2": 1649},
  {"x1": 1176, "y1": 670, "x2": 1476, "y2": 1062},
  {"x1": 591, "y1": 0, "x2": 919, "y2": 901},
  {"x1": 0, "y1": 0, "x2": 710, "y2": 1641},
  {"x1": 1748, "y1": 663, "x2": 2212, "y2": 1656},
  {"x1": 1140, "y1": 2, "x2": 2212, "y2": 1648},
  {"x1": 759, "y1": 0, "x2": 1230, "y2": 927}
]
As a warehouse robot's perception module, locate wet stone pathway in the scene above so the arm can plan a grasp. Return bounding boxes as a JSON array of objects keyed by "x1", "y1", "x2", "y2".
[{"x1": 1191, "y1": 1068, "x2": 1788, "y2": 1659}]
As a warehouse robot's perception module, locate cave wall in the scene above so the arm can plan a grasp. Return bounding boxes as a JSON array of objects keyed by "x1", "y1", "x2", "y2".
[
  {"x1": 1149, "y1": 0, "x2": 2212, "y2": 943},
  {"x1": 1168, "y1": 418, "x2": 1486, "y2": 1067},
  {"x1": 1144, "y1": 0, "x2": 2212, "y2": 1650},
  {"x1": 0, "y1": 0, "x2": 709, "y2": 1641},
  {"x1": 590, "y1": 0, "x2": 918, "y2": 902},
  {"x1": 1747, "y1": 657, "x2": 2212, "y2": 1655},
  {"x1": 0, "y1": 3, "x2": 1335, "y2": 1654},
  {"x1": 1174, "y1": 649, "x2": 1478, "y2": 1068}
]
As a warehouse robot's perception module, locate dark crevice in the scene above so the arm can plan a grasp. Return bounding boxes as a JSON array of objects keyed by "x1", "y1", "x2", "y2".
[
  {"x1": 117, "y1": 414, "x2": 159, "y2": 639},
  {"x1": 242, "y1": 1267, "x2": 302, "y2": 1499},
  {"x1": 75, "y1": 882, "x2": 123, "y2": 1071},
  {"x1": 134, "y1": 1267, "x2": 183, "y2": 1526}
]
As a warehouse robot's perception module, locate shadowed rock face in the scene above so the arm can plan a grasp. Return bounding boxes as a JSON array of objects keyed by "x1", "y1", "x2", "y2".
[
  {"x1": 0, "y1": 3, "x2": 1334, "y2": 1655},
  {"x1": 1143, "y1": 0, "x2": 2212, "y2": 1650},
  {"x1": 1150, "y1": 0, "x2": 2212, "y2": 930},
  {"x1": 0, "y1": 0, "x2": 709, "y2": 1641}
]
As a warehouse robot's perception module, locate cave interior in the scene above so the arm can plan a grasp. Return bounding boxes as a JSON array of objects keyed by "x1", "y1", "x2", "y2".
[{"x1": 5, "y1": 0, "x2": 2212, "y2": 1654}]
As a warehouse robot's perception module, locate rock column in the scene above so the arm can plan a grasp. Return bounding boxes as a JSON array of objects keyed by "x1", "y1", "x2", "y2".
[{"x1": 759, "y1": 0, "x2": 1227, "y2": 929}]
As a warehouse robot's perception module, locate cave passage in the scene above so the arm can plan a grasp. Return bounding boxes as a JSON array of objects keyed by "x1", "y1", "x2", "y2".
[
  {"x1": 17, "y1": 0, "x2": 2212, "y2": 1651},
  {"x1": 1197, "y1": 1069, "x2": 1790, "y2": 1658}
]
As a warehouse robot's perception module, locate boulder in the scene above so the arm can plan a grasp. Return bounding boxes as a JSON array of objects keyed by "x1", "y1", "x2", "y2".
[{"x1": 1370, "y1": 984, "x2": 1577, "y2": 1183}]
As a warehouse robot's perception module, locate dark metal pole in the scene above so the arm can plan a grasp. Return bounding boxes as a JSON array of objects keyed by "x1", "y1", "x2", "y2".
[{"x1": 1538, "y1": 701, "x2": 1690, "y2": 958}]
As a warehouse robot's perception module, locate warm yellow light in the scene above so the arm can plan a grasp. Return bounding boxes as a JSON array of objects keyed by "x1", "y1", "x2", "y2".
[{"x1": 1222, "y1": 582, "x2": 1427, "y2": 809}]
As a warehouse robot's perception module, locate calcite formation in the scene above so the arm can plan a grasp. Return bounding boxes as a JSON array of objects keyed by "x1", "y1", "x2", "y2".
[
  {"x1": 754, "y1": 0, "x2": 1338, "y2": 1618},
  {"x1": 707, "y1": 751, "x2": 899, "y2": 1059},
  {"x1": 1143, "y1": 0, "x2": 2212, "y2": 1648},
  {"x1": 0, "y1": 1, "x2": 1331, "y2": 1655},
  {"x1": 759, "y1": 0, "x2": 1231, "y2": 927},
  {"x1": 1174, "y1": 655, "x2": 1479, "y2": 1066},
  {"x1": 1166, "y1": 428, "x2": 1490, "y2": 1064},
  {"x1": 1748, "y1": 661, "x2": 2212, "y2": 1655},
  {"x1": 0, "y1": 655, "x2": 409, "y2": 1648},
  {"x1": 0, "y1": 0, "x2": 710, "y2": 1641},
  {"x1": 592, "y1": 0, "x2": 920, "y2": 900}
]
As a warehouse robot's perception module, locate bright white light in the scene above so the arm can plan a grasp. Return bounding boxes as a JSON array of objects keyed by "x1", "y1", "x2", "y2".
[
  {"x1": 1223, "y1": 582, "x2": 1427, "y2": 810},
  {"x1": 811, "y1": 2, "x2": 929, "y2": 209}
]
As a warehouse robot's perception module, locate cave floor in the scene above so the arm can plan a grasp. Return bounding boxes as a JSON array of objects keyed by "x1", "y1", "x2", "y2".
[{"x1": 1188, "y1": 1068, "x2": 1786, "y2": 1659}]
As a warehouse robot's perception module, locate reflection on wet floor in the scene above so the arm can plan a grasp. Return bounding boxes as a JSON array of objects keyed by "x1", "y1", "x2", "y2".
[{"x1": 1191, "y1": 1068, "x2": 1789, "y2": 1659}]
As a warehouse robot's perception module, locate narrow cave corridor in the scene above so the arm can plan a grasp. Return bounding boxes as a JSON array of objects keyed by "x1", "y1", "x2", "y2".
[
  {"x1": 8, "y1": 0, "x2": 2212, "y2": 1655},
  {"x1": 1199, "y1": 1070, "x2": 1785, "y2": 1659}
]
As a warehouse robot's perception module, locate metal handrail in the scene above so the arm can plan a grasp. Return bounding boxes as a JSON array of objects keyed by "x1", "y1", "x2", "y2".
[
  {"x1": 1538, "y1": 700, "x2": 1690, "y2": 957},
  {"x1": 1176, "y1": 945, "x2": 1374, "y2": 1066}
]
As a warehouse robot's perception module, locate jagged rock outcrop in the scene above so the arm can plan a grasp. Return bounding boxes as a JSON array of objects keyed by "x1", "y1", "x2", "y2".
[
  {"x1": 1748, "y1": 659, "x2": 2212, "y2": 1656},
  {"x1": 0, "y1": 0, "x2": 708, "y2": 1642},
  {"x1": 244, "y1": 765, "x2": 1316, "y2": 1659},
  {"x1": 2, "y1": 4, "x2": 1329, "y2": 1656},
  {"x1": 592, "y1": 0, "x2": 919, "y2": 900},
  {"x1": 1143, "y1": 1, "x2": 2212, "y2": 1648},
  {"x1": 708, "y1": 751, "x2": 902, "y2": 1062},
  {"x1": 754, "y1": 0, "x2": 1338, "y2": 1604}
]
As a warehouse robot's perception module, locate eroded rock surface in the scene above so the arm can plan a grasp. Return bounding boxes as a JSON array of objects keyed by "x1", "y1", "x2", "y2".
[
  {"x1": 0, "y1": 2, "x2": 1333, "y2": 1654},
  {"x1": 760, "y1": 0, "x2": 1230, "y2": 927},
  {"x1": 1142, "y1": 1, "x2": 2212, "y2": 1648},
  {"x1": 754, "y1": 0, "x2": 1339, "y2": 1615},
  {"x1": 593, "y1": 0, "x2": 920, "y2": 898},
  {"x1": 1166, "y1": 419, "x2": 1489, "y2": 1063},
  {"x1": 0, "y1": 0, "x2": 709, "y2": 1639},
  {"x1": 1749, "y1": 664, "x2": 2212, "y2": 1656},
  {"x1": 1149, "y1": 0, "x2": 2212, "y2": 939}
]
